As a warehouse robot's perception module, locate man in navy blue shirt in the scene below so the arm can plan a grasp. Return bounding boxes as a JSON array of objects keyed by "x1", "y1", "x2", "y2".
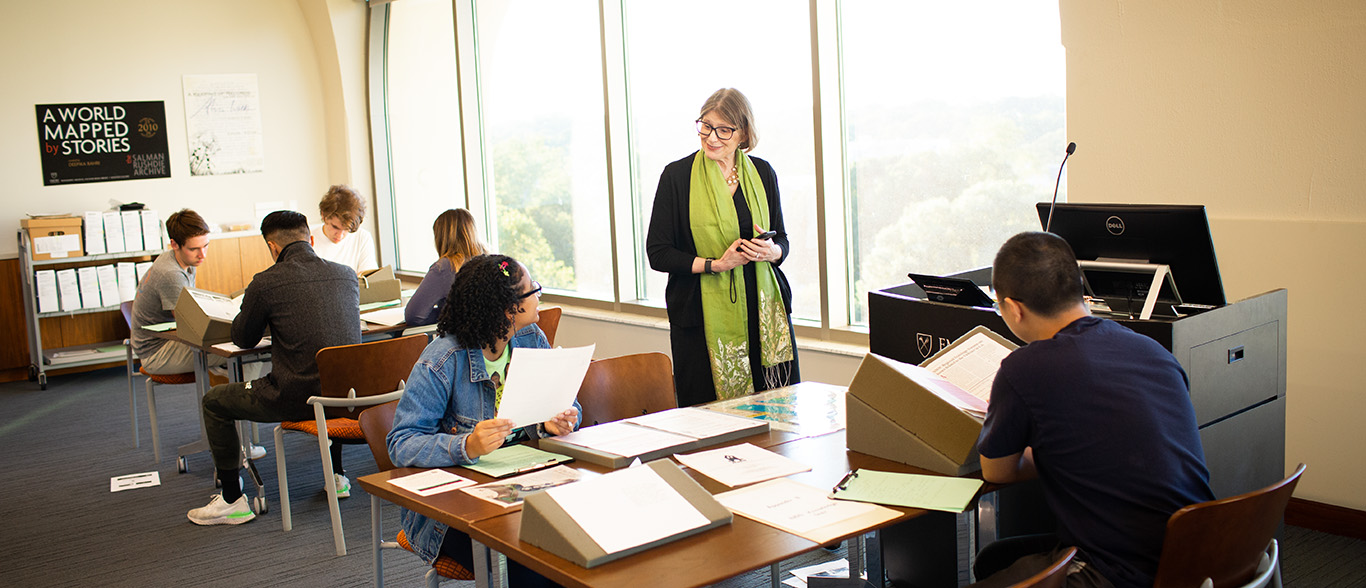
[{"x1": 970, "y1": 232, "x2": 1214, "y2": 588}]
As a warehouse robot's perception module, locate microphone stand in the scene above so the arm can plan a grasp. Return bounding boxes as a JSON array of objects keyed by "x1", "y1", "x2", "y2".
[{"x1": 1044, "y1": 142, "x2": 1076, "y2": 233}]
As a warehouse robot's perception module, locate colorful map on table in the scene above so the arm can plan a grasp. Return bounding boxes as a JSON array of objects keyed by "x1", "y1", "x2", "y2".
[{"x1": 700, "y1": 381, "x2": 846, "y2": 437}]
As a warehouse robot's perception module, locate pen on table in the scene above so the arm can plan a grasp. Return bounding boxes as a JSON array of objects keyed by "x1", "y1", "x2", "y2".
[
  {"x1": 417, "y1": 478, "x2": 465, "y2": 492},
  {"x1": 833, "y1": 469, "x2": 858, "y2": 493},
  {"x1": 513, "y1": 459, "x2": 560, "y2": 474}
]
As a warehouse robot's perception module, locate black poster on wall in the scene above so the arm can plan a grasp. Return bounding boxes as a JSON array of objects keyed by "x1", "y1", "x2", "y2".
[{"x1": 36, "y1": 101, "x2": 171, "y2": 186}]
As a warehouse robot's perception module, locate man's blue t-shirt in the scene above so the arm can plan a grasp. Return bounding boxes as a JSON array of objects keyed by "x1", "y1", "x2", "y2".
[{"x1": 979, "y1": 316, "x2": 1215, "y2": 588}]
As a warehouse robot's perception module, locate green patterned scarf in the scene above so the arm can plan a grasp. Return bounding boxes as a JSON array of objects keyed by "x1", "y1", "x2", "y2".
[{"x1": 688, "y1": 150, "x2": 794, "y2": 400}]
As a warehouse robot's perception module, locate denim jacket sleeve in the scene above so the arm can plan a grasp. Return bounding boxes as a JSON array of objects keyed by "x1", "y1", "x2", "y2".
[{"x1": 387, "y1": 337, "x2": 479, "y2": 468}]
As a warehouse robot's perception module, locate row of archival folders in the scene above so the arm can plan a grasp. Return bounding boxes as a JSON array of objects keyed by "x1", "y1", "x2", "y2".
[
  {"x1": 78, "y1": 210, "x2": 167, "y2": 256},
  {"x1": 34, "y1": 261, "x2": 154, "y2": 315}
]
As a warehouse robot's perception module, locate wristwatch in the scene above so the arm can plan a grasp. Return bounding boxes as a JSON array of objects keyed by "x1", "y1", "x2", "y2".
[{"x1": 704, "y1": 258, "x2": 716, "y2": 274}]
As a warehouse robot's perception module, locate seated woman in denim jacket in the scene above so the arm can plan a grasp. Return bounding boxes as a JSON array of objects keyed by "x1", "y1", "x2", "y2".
[{"x1": 388, "y1": 254, "x2": 580, "y2": 587}]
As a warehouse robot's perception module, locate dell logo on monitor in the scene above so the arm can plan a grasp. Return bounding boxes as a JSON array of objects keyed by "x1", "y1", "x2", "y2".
[{"x1": 1105, "y1": 215, "x2": 1125, "y2": 235}]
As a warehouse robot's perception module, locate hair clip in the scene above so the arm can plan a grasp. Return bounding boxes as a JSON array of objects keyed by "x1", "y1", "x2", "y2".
[{"x1": 499, "y1": 261, "x2": 510, "y2": 277}]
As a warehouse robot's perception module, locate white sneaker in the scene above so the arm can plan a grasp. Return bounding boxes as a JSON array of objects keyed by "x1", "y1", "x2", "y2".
[
  {"x1": 248, "y1": 445, "x2": 266, "y2": 460},
  {"x1": 333, "y1": 473, "x2": 351, "y2": 499},
  {"x1": 187, "y1": 494, "x2": 256, "y2": 526}
]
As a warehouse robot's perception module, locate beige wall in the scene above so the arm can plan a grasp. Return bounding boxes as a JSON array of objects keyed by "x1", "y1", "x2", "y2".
[
  {"x1": 1062, "y1": 0, "x2": 1366, "y2": 509},
  {"x1": 0, "y1": 0, "x2": 372, "y2": 260}
]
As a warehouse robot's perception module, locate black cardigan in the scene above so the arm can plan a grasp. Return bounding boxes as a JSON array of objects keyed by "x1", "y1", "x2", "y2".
[{"x1": 645, "y1": 152, "x2": 793, "y2": 328}]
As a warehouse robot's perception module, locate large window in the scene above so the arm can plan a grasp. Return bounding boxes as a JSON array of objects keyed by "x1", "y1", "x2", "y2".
[{"x1": 372, "y1": 0, "x2": 1064, "y2": 337}]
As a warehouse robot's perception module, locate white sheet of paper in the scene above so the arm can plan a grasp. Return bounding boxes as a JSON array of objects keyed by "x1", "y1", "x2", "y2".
[
  {"x1": 189, "y1": 289, "x2": 240, "y2": 321},
  {"x1": 626, "y1": 407, "x2": 760, "y2": 439},
  {"x1": 545, "y1": 463, "x2": 709, "y2": 555},
  {"x1": 923, "y1": 331, "x2": 1012, "y2": 403},
  {"x1": 140, "y1": 210, "x2": 161, "y2": 251},
  {"x1": 103, "y1": 211, "x2": 126, "y2": 254},
  {"x1": 673, "y1": 442, "x2": 812, "y2": 488},
  {"x1": 135, "y1": 261, "x2": 153, "y2": 282},
  {"x1": 121, "y1": 210, "x2": 143, "y2": 252},
  {"x1": 553, "y1": 422, "x2": 696, "y2": 458},
  {"x1": 212, "y1": 337, "x2": 271, "y2": 353},
  {"x1": 32, "y1": 234, "x2": 81, "y2": 257},
  {"x1": 361, "y1": 305, "x2": 406, "y2": 326},
  {"x1": 35, "y1": 270, "x2": 59, "y2": 313},
  {"x1": 84, "y1": 211, "x2": 106, "y2": 255},
  {"x1": 716, "y1": 478, "x2": 883, "y2": 535},
  {"x1": 116, "y1": 262, "x2": 137, "y2": 302},
  {"x1": 77, "y1": 266, "x2": 102, "y2": 309},
  {"x1": 56, "y1": 269, "x2": 81, "y2": 312},
  {"x1": 96, "y1": 265, "x2": 120, "y2": 310},
  {"x1": 111, "y1": 471, "x2": 161, "y2": 492},
  {"x1": 494, "y1": 344, "x2": 595, "y2": 428},
  {"x1": 388, "y1": 469, "x2": 476, "y2": 496}
]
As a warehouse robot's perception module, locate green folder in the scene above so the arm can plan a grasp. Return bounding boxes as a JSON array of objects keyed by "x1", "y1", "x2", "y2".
[
  {"x1": 829, "y1": 469, "x2": 983, "y2": 513},
  {"x1": 143, "y1": 321, "x2": 177, "y2": 332},
  {"x1": 462, "y1": 444, "x2": 574, "y2": 478},
  {"x1": 359, "y1": 299, "x2": 401, "y2": 312}
]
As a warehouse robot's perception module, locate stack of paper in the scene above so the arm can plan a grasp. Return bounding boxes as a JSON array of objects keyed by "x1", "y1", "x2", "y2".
[
  {"x1": 715, "y1": 477, "x2": 900, "y2": 545},
  {"x1": 673, "y1": 442, "x2": 811, "y2": 487},
  {"x1": 551, "y1": 422, "x2": 695, "y2": 459}
]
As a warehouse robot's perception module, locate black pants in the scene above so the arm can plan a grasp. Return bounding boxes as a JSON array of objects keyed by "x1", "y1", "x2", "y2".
[
  {"x1": 968, "y1": 534, "x2": 1114, "y2": 588},
  {"x1": 439, "y1": 528, "x2": 559, "y2": 587}
]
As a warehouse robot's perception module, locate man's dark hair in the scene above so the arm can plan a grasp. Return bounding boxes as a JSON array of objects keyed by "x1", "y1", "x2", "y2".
[
  {"x1": 259, "y1": 210, "x2": 311, "y2": 246},
  {"x1": 436, "y1": 254, "x2": 527, "y2": 350},
  {"x1": 166, "y1": 208, "x2": 210, "y2": 247},
  {"x1": 992, "y1": 231, "x2": 1084, "y2": 318}
]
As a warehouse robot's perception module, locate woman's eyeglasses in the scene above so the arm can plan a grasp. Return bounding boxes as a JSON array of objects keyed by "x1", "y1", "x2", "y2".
[
  {"x1": 696, "y1": 120, "x2": 737, "y2": 140},
  {"x1": 518, "y1": 281, "x2": 543, "y2": 300}
]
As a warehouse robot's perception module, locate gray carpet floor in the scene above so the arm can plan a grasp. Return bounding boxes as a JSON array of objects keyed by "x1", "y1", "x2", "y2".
[{"x1": 1, "y1": 367, "x2": 1362, "y2": 587}]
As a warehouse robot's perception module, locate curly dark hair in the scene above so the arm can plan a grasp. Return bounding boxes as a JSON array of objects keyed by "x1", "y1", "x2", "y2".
[{"x1": 436, "y1": 254, "x2": 527, "y2": 350}]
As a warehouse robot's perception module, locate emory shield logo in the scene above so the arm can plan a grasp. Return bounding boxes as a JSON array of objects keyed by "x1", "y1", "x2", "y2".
[{"x1": 917, "y1": 333, "x2": 934, "y2": 358}]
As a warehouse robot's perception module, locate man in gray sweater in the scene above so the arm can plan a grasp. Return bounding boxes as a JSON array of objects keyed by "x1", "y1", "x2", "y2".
[
  {"x1": 131, "y1": 209, "x2": 227, "y2": 374},
  {"x1": 188, "y1": 210, "x2": 361, "y2": 525}
]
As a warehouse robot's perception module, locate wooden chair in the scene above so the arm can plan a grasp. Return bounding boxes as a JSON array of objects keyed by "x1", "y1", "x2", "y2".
[
  {"x1": 537, "y1": 306, "x2": 562, "y2": 346},
  {"x1": 273, "y1": 333, "x2": 427, "y2": 556},
  {"x1": 576, "y1": 352, "x2": 677, "y2": 427},
  {"x1": 1007, "y1": 546, "x2": 1077, "y2": 588},
  {"x1": 358, "y1": 401, "x2": 474, "y2": 587},
  {"x1": 1152, "y1": 464, "x2": 1306, "y2": 588}
]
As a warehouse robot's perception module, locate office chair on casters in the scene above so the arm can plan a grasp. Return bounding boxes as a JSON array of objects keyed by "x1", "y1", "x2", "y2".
[
  {"x1": 1152, "y1": 464, "x2": 1306, "y2": 588},
  {"x1": 576, "y1": 352, "x2": 678, "y2": 427},
  {"x1": 358, "y1": 401, "x2": 475, "y2": 587},
  {"x1": 274, "y1": 333, "x2": 427, "y2": 556}
]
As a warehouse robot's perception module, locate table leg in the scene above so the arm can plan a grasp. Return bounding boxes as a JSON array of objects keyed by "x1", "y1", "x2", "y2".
[
  {"x1": 372, "y1": 494, "x2": 383, "y2": 588},
  {"x1": 472, "y1": 539, "x2": 507, "y2": 588},
  {"x1": 175, "y1": 349, "x2": 213, "y2": 464},
  {"x1": 867, "y1": 530, "x2": 884, "y2": 587},
  {"x1": 849, "y1": 533, "x2": 866, "y2": 583}
]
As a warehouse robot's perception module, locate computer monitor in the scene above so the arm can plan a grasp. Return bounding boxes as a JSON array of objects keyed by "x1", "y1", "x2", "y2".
[{"x1": 1036, "y1": 203, "x2": 1226, "y2": 307}]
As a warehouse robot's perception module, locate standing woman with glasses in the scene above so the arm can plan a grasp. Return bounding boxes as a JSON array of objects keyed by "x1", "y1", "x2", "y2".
[{"x1": 646, "y1": 88, "x2": 799, "y2": 407}]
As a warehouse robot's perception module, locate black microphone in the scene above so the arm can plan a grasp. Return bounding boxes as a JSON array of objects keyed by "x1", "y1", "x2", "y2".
[{"x1": 1044, "y1": 141, "x2": 1076, "y2": 233}]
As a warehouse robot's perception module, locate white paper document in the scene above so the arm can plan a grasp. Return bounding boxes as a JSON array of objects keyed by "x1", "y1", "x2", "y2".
[
  {"x1": 35, "y1": 270, "x2": 60, "y2": 313},
  {"x1": 77, "y1": 266, "x2": 103, "y2": 309},
  {"x1": 188, "y1": 288, "x2": 242, "y2": 321},
  {"x1": 96, "y1": 265, "x2": 120, "y2": 310},
  {"x1": 111, "y1": 471, "x2": 161, "y2": 492},
  {"x1": 121, "y1": 210, "x2": 144, "y2": 252},
  {"x1": 212, "y1": 337, "x2": 271, "y2": 354},
  {"x1": 494, "y1": 344, "x2": 595, "y2": 428},
  {"x1": 553, "y1": 421, "x2": 696, "y2": 458},
  {"x1": 116, "y1": 262, "x2": 137, "y2": 302},
  {"x1": 626, "y1": 407, "x2": 761, "y2": 439},
  {"x1": 544, "y1": 462, "x2": 709, "y2": 555},
  {"x1": 103, "y1": 211, "x2": 126, "y2": 254},
  {"x1": 673, "y1": 442, "x2": 811, "y2": 488},
  {"x1": 784, "y1": 559, "x2": 859, "y2": 588},
  {"x1": 923, "y1": 331, "x2": 1012, "y2": 404},
  {"x1": 83, "y1": 211, "x2": 106, "y2": 255},
  {"x1": 56, "y1": 269, "x2": 81, "y2": 312},
  {"x1": 32, "y1": 234, "x2": 81, "y2": 258},
  {"x1": 135, "y1": 261, "x2": 153, "y2": 282},
  {"x1": 715, "y1": 478, "x2": 898, "y2": 542},
  {"x1": 361, "y1": 305, "x2": 406, "y2": 326},
  {"x1": 387, "y1": 469, "x2": 476, "y2": 497},
  {"x1": 140, "y1": 210, "x2": 161, "y2": 251},
  {"x1": 462, "y1": 465, "x2": 586, "y2": 508}
]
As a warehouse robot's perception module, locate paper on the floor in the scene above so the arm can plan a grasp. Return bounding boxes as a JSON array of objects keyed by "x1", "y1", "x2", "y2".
[
  {"x1": 111, "y1": 471, "x2": 161, "y2": 492},
  {"x1": 388, "y1": 469, "x2": 475, "y2": 496},
  {"x1": 783, "y1": 559, "x2": 861, "y2": 588}
]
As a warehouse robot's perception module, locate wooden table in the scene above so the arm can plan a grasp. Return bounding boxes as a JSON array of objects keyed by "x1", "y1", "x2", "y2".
[{"x1": 360, "y1": 423, "x2": 985, "y2": 588}]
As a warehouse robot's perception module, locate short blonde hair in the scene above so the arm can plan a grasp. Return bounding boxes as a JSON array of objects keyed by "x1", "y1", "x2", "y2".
[
  {"x1": 433, "y1": 208, "x2": 487, "y2": 269},
  {"x1": 319, "y1": 184, "x2": 367, "y2": 232},
  {"x1": 699, "y1": 88, "x2": 758, "y2": 152}
]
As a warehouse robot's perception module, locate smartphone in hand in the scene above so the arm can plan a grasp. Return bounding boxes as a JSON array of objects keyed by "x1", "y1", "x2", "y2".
[{"x1": 754, "y1": 229, "x2": 777, "y2": 240}]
